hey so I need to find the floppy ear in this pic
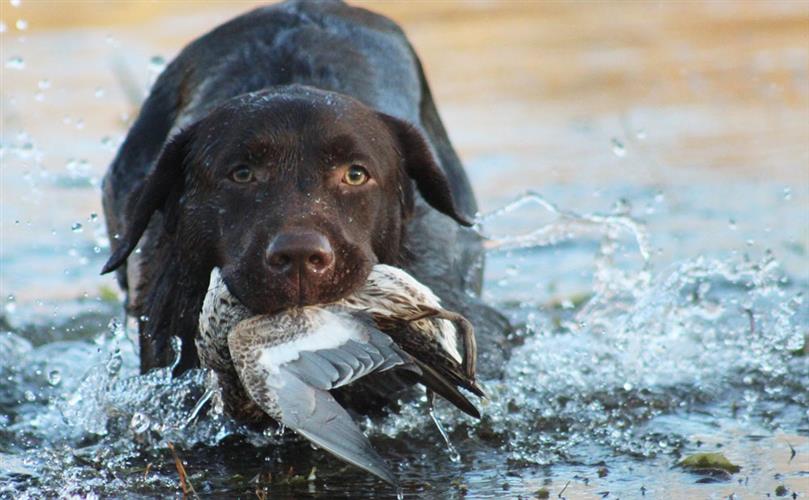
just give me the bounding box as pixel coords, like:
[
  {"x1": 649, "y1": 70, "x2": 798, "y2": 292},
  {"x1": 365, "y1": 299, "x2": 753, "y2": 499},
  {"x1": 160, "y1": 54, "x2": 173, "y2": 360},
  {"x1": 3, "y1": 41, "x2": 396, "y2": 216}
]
[
  {"x1": 101, "y1": 128, "x2": 193, "y2": 274},
  {"x1": 379, "y1": 114, "x2": 473, "y2": 227}
]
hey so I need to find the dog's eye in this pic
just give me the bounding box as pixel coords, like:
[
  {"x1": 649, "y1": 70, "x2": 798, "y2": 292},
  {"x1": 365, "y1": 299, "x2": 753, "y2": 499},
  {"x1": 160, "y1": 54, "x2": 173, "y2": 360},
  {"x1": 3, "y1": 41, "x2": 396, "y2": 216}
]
[
  {"x1": 342, "y1": 165, "x2": 370, "y2": 186},
  {"x1": 228, "y1": 166, "x2": 255, "y2": 183}
]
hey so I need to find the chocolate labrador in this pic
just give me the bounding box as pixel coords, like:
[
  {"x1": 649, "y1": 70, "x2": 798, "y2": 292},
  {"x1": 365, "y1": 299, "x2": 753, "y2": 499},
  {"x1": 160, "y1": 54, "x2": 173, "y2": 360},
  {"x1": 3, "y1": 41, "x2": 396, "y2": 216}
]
[{"x1": 101, "y1": 0, "x2": 509, "y2": 416}]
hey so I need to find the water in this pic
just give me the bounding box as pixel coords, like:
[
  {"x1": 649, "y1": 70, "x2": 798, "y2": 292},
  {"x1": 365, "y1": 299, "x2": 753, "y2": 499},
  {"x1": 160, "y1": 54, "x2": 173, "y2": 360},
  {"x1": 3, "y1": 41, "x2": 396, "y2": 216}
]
[
  {"x1": 1, "y1": 189, "x2": 806, "y2": 498},
  {"x1": 2, "y1": 2, "x2": 808, "y2": 498}
]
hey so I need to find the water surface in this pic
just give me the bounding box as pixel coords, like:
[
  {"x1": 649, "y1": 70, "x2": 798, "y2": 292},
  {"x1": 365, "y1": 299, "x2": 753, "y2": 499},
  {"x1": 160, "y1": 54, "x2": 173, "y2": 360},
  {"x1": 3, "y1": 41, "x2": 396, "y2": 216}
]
[{"x1": 1, "y1": 2, "x2": 808, "y2": 498}]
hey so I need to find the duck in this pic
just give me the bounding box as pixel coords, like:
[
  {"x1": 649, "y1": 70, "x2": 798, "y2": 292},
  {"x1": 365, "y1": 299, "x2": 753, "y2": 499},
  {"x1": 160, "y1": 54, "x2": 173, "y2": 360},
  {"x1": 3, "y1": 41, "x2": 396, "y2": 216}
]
[{"x1": 197, "y1": 265, "x2": 483, "y2": 485}]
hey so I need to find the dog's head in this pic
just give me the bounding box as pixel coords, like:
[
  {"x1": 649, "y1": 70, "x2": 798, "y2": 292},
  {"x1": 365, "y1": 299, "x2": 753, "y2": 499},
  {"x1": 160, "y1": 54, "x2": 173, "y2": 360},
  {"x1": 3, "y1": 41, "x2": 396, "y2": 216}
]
[{"x1": 102, "y1": 87, "x2": 471, "y2": 313}]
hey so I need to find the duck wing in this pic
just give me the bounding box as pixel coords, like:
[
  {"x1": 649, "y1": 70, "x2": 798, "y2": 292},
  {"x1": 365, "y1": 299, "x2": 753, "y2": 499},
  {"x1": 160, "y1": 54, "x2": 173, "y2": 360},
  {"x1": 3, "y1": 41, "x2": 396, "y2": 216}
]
[
  {"x1": 411, "y1": 357, "x2": 481, "y2": 419},
  {"x1": 342, "y1": 265, "x2": 485, "y2": 415},
  {"x1": 273, "y1": 369, "x2": 398, "y2": 485},
  {"x1": 375, "y1": 317, "x2": 485, "y2": 419},
  {"x1": 282, "y1": 314, "x2": 415, "y2": 390},
  {"x1": 228, "y1": 310, "x2": 416, "y2": 485}
]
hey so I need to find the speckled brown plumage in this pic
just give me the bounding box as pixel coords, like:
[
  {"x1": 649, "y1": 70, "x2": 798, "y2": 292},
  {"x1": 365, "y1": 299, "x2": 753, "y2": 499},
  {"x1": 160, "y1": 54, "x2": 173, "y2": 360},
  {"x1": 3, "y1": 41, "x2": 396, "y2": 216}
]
[
  {"x1": 197, "y1": 271, "x2": 268, "y2": 424},
  {"x1": 197, "y1": 264, "x2": 483, "y2": 482}
]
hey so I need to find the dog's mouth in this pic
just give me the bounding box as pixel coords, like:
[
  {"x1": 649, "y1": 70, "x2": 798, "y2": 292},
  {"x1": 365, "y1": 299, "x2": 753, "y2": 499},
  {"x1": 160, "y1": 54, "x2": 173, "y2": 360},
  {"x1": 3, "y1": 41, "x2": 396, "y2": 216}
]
[{"x1": 221, "y1": 267, "x2": 368, "y2": 315}]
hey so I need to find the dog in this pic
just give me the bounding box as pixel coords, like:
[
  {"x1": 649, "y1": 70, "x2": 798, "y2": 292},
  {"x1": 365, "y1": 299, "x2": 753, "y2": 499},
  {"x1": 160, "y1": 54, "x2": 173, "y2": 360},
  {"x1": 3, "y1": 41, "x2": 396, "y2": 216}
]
[{"x1": 101, "y1": 0, "x2": 509, "y2": 416}]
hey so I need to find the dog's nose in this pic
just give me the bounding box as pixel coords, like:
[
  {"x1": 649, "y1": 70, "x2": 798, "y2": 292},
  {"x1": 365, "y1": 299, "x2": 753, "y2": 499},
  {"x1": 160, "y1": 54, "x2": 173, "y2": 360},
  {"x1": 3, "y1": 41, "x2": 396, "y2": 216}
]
[{"x1": 266, "y1": 230, "x2": 335, "y2": 275}]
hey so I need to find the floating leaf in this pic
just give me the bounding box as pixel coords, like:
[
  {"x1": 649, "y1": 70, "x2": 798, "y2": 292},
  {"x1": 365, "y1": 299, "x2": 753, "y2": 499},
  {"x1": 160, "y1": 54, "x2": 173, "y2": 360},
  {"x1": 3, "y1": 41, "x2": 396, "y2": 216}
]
[{"x1": 678, "y1": 452, "x2": 741, "y2": 474}]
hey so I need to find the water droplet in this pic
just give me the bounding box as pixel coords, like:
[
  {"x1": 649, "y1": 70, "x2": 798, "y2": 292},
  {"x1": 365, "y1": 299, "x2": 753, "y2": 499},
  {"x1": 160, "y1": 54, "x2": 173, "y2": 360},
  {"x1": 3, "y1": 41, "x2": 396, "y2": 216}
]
[
  {"x1": 94, "y1": 87, "x2": 105, "y2": 98},
  {"x1": 783, "y1": 187, "x2": 792, "y2": 201},
  {"x1": 130, "y1": 412, "x2": 151, "y2": 434},
  {"x1": 612, "y1": 198, "x2": 631, "y2": 215},
  {"x1": 106, "y1": 352, "x2": 122, "y2": 375},
  {"x1": 15, "y1": 19, "x2": 27, "y2": 31},
  {"x1": 623, "y1": 382, "x2": 633, "y2": 391},
  {"x1": 89, "y1": 212, "x2": 98, "y2": 222},
  {"x1": 139, "y1": 315, "x2": 150, "y2": 323},
  {"x1": 728, "y1": 219, "x2": 737, "y2": 231},
  {"x1": 611, "y1": 138, "x2": 626, "y2": 157},
  {"x1": 149, "y1": 55, "x2": 166, "y2": 72},
  {"x1": 71, "y1": 222, "x2": 83, "y2": 232},
  {"x1": 5, "y1": 56, "x2": 24, "y2": 70},
  {"x1": 5, "y1": 295, "x2": 16, "y2": 314},
  {"x1": 37, "y1": 79, "x2": 50, "y2": 90},
  {"x1": 24, "y1": 390, "x2": 36, "y2": 402},
  {"x1": 47, "y1": 369, "x2": 62, "y2": 386},
  {"x1": 635, "y1": 129, "x2": 647, "y2": 140}
]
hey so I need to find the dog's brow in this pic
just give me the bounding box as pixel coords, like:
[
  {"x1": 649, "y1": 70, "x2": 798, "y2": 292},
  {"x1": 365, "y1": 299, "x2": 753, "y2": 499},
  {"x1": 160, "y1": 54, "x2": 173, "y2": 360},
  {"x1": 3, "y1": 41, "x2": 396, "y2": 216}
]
[
  {"x1": 322, "y1": 134, "x2": 360, "y2": 160},
  {"x1": 243, "y1": 137, "x2": 275, "y2": 161}
]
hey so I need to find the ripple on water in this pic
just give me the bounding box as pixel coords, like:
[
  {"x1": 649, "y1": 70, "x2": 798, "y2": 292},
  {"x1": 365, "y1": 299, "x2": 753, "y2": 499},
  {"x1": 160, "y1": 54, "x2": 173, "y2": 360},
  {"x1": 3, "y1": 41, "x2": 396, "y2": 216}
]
[{"x1": 0, "y1": 193, "x2": 807, "y2": 498}]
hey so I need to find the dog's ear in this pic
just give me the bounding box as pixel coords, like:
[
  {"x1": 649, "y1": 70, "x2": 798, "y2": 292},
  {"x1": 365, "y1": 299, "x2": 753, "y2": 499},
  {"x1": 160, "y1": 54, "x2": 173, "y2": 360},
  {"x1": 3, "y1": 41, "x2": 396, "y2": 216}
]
[
  {"x1": 380, "y1": 114, "x2": 473, "y2": 227},
  {"x1": 101, "y1": 127, "x2": 194, "y2": 274}
]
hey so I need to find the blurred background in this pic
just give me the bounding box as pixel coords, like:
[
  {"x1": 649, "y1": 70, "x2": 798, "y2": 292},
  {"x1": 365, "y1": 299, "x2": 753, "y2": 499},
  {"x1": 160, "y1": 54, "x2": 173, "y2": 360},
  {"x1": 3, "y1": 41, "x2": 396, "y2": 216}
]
[{"x1": 1, "y1": 2, "x2": 808, "y2": 498}]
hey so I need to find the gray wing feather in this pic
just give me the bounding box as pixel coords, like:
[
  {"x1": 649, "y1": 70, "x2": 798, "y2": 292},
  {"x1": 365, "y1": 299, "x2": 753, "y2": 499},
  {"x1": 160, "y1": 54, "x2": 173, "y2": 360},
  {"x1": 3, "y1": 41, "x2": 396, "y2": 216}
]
[
  {"x1": 339, "y1": 340, "x2": 375, "y2": 367},
  {"x1": 283, "y1": 327, "x2": 411, "y2": 391},
  {"x1": 376, "y1": 354, "x2": 408, "y2": 373},
  {"x1": 365, "y1": 328, "x2": 414, "y2": 372},
  {"x1": 300, "y1": 351, "x2": 341, "y2": 381},
  {"x1": 275, "y1": 370, "x2": 398, "y2": 485},
  {"x1": 328, "y1": 346, "x2": 363, "y2": 370},
  {"x1": 284, "y1": 351, "x2": 346, "y2": 390},
  {"x1": 319, "y1": 352, "x2": 355, "y2": 381}
]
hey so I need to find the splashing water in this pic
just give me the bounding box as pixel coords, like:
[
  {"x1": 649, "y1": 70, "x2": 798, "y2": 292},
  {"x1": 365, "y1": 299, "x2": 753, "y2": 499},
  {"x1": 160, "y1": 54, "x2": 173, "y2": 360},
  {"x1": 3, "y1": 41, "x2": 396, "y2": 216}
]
[
  {"x1": 475, "y1": 190, "x2": 651, "y2": 260},
  {"x1": 1, "y1": 191, "x2": 807, "y2": 498}
]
